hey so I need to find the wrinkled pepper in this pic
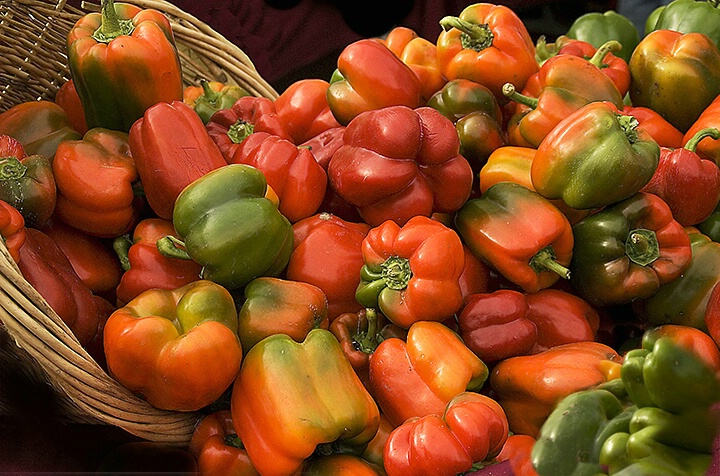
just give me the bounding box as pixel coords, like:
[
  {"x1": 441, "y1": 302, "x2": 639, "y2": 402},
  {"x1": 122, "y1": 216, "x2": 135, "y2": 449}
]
[
  {"x1": 188, "y1": 410, "x2": 259, "y2": 476},
  {"x1": 531, "y1": 101, "x2": 660, "y2": 210},
  {"x1": 368, "y1": 320, "x2": 488, "y2": 427},
  {"x1": 0, "y1": 135, "x2": 56, "y2": 228},
  {"x1": 565, "y1": 9, "x2": 640, "y2": 63},
  {"x1": 182, "y1": 79, "x2": 250, "y2": 124},
  {"x1": 66, "y1": 0, "x2": 183, "y2": 132},
  {"x1": 570, "y1": 192, "x2": 692, "y2": 307},
  {"x1": 128, "y1": 100, "x2": 227, "y2": 219},
  {"x1": 52, "y1": 127, "x2": 139, "y2": 237},
  {"x1": 104, "y1": 279, "x2": 243, "y2": 411},
  {"x1": 383, "y1": 392, "x2": 509, "y2": 476},
  {"x1": 455, "y1": 181, "x2": 573, "y2": 293},
  {"x1": 0, "y1": 199, "x2": 25, "y2": 264},
  {"x1": 274, "y1": 78, "x2": 340, "y2": 145},
  {"x1": 327, "y1": 105, "x2": 473, "y2": 227},
  {"x1": 230, "y1": 328, "x2": 380, "y2": 476},
  {"x1": 355, "y1": 215, "x2": 465, "y2": 328}
]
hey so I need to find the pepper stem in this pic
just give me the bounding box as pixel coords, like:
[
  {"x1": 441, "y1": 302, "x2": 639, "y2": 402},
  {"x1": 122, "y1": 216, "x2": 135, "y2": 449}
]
[
  {"x1": 199, "y1": 79, "x2": 222, "y2": 107},
  {"x1": 224, "y1": 433, "x2": 244, "y2": 449},
  {"x1": 381, "y1": 256, "x2": 412, "y2": 290},
  {"x1": 529, "y1": 246, "x2": 570, "y2": 279},
  {"x1": 684, "y1": 127, "x2": 720, "y2": 153},
  {"x1": 354, "y1": 308, "x2": 381, "y2": 354},
  {"x1": 589, "y1": 40, "x2": 622, "y2": 69},
  {"x1": 112, "y1": 234, "x2": 133, "y2": 271},
  {"x1": 625, "y1": 228, "x2": 660, "y2": 266},
  {"x1": 156, "y1": 235, "x2": 193, "y2": 260},
  {"x1": 227, "y1": 120, "x2": 254, "y2": 144},
  {"x1": 0, "y1": 157, "x2": 27, "y2": 180},
  {"x1": 93, "y1": 0, "x2": 135, "y2": 43},
  {"x1": 439, "y1": 16, "x2": 494, "y2": 51},
  {"x1": 502, "y1": 83, "x2": 538, "y2": 109},
  {"x1": 616, "y1": 114, "x2": 640, "y2": 144}
]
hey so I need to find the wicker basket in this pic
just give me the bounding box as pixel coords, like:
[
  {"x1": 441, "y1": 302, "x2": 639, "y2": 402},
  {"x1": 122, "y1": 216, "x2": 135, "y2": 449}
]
[{"x1": 0, "y1": 0, "x2": 278, "y2": 445}]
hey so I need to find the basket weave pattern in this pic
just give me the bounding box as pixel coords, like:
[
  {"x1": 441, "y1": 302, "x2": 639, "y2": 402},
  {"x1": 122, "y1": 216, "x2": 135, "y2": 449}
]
[{"x1": 0, "y1": 0, "x2": 277, "y2": 444}]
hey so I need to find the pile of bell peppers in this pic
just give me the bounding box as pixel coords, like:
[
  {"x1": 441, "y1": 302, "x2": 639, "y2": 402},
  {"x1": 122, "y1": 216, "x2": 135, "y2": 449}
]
[{"x1": 4, "y1": 0, "x2": 720, "y2": 474}]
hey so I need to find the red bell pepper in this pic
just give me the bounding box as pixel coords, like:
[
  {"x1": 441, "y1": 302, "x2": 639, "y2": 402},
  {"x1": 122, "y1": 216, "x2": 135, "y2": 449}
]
[
  {"x1": 54, "y1": 80, "x2": 89, "y2": 135},
  {"x1": 274, "y1": 79, "x2": 341, "y2": 145},
  {"x1": 684, "y1": 93, "x2": 720, "y2": 166},
  {"x1": 383, "y1": 392, "x2": 509, "y2": 476},
  {"x1": 326, "y1": 39, "x2": 422, "y2": 126},
  {"x1": 328, "y1": 105, "x2": 473, "y2": 227},
  {"x1": 0, "y1": 199, "x2": 25, "y2": 264},
  {"x1": 458, "y1": 244, "x2": 492, "y2": 303},
  {"x1": 622, "y1": 105, "x2": 684, "y2": 149},
  {"x1": 188, "y1": 410, "x2": 259, "y2": 476},
  {"x1": 128, "y1": 100, "x2": 227, "y2": 219},
  {"x1": 227, "y1": 131, "x2": 328, "y2": 223},
  {"x1": 53, "y1": 127, "x2": 140, "y2": 237},
  {"x1": 494, "y1": 434, "x2": 541, "y2": 476},
  {"x1": 704, "y1": 282, "x2": 720, "y2": 348},
  {"x1": 641, "y1": 127, "x2": 720, "y2": 226}
]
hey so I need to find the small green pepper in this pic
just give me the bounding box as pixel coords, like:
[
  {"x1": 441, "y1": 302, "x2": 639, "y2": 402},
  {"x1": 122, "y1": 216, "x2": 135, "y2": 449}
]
[{"x1": 565, "y1": 10, "x2": 640, "y2": 64}]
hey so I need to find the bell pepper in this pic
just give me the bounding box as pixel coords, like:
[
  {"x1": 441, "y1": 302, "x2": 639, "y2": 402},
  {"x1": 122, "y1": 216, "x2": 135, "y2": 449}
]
[
  {"x1": 300, "y1": 126, "x2": 345, "y2": 171},
  {"x1": 274, "y1": 79, "x2": 340, "y2": 145},
  {"x1": 633, "y1": 227, "x2": 720, "y2": 330},
  {"x1": 494, "y1": 434, "x2": 540, "y2": 476},
  {"x1": 383, "y1": 392, "x2": 509, "y2": 476},
  {"x1": 565, "y1": 10, "x2": 640, "y2": 64},
  {"x1": 699, "y1": 199, "x2": 720, "y2": 242},
  {"x1": 41, "y1": 218, "x2": 122, "y2": 297},
  {"x1": 458, "y1": 244, "x2": 492, "y2": 302},
  {"x1": 227, "y1": 131, "x2": 327, "y2": 223},
  {"x1": 160, "y1": 163, "x2": 293, "y2": 290},
  {"x1": 182, "y1": 79, "x2": 250, "y2": 125},
  {"x1": 66, "y1": 0, "x2": 183, "y2": 132},
  {"x1": 54, "y1": 80, "x2": 89, "y2": 135},
  {"x1": 458, "y1": 288, "x2": 599, "y2": 364},
  {"x1": 489, "y1": 341, "x2": 623, "y2": 437},
  {"x1": 52, "y1": 127, "x2": 140, "y2": 237},
  {"x1": 0, "y1": 199, "x2": 25, "y2": 264},
  {"x1": 237, "y1": 276, "x2": 329, "y2": 353},
  {"x1": 326, "y1": 39, "x2": 422, "y2": 126},
  {"x1": 104, "y1": 279, "x2": 242, "y2": 411},
  {"x1": 570, "y1": 192, "x2": 692, "y2": 307},
  {"x1": 0, "y1": 100, "x2": 81, "y2": 160},
  {"x1": 622, "y1": 105, "x2": 685, "y2": 149},
  {"x1": 649, "y1": 0, "x2": 720, "y2": 51},
  {"x1": 368, "y1": 320, "x2": 489, "y2": 427},
  {"x1": 642, "y1": 127, "x2": 720, "y2": 226},
  {"x1": 327, "y1": 105, "x2": 473, "y2": 227},
  {"x1": 629, "y1": 30, "x2": 720, "y2": 133},
  {"x1": 682, "y1": 93, "x2": 720, "y2": 166},
  {"x1": 128, "y1": 100, "x2": 227, "y2": 219},
  {"x1": 355, "y1": 215, "x2": 465, "y2": 328},
  {"x1": 230, "y1": 328, "x2": 380, "y2": 476},
  {"x1": 188, "y1": 410, "x2": 259, "y2": 476},
  {"x1": 455, "y1": 181, "x2": 573, "y2": 293},
  {"x1": 286, "y1": 212, "x2": 369, "y2": 320},
  {"x1": 0, "y1": 135, "x2": 56, "y2": 228},
  {"x1": 531, "y1": 388, "x2": 636, "y2": 476},
  {"x1": 706, "y1": 282, "x2": 720, "y2": 347},
  {"x1": 532, "y1": 101, "x2": 660, "y2": 210},
  {"x1": 17, "y1": 228, "x2": 107, "y2": 346},
  {"x1": 436, "y1": 3, "x2": 538, "y2": 103},
  {"x1": 361, "y1": 413, "x2": 394, "y2": 470},
  {"x1": 301, "y1": 454, "x2": 384, "y2": 475}
]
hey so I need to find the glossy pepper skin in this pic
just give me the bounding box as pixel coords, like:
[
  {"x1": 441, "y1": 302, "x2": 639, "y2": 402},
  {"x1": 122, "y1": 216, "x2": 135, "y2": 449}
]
[
  {"x1": 565, "y1": 10, "x2": 640, "y2": 64},
  {"x1": 54, "y1": 80, "x2": 89, "y2": 135},
  {"x1": 53, "y1": 127, "x2": 139, "y2": 237},
  {"x1": 649, "y1": 0, "x2": 720, "y2": 51},
  {"x1": 0, "y1": 135, "x2": 56, "y2": 228},
  {"x1": 0, "y1": 199, "x2": 25, "y2": 264},
  {"x1": 104, "y1": 279, "x2": 243, "y2": 411},
  {"x1": 113, "y1": 217, "x2": 202, "y2": 306},
  {"x1": 66, "y1": 0, "x2": 183, "y2": 132},
  {"x1": 570, "y1": 192, "x2": 692, "y2": 307},
  {"x1": 328, "y1": 105, "x2": 473, "y2": 227},
  {"x1": 622, "y1": 105, "x2": 684, "y2": 149},
  {"x1": 326, "y1": 39, "x2": 422, "y2": 126},
  {"x1": 383, "y1": 392, "x2": 509, "y2": 476},
  {"x1": 629, "y1": 30, "x2": 720, "y2": 133},
  {"x1": 274, "y1": 79, "x2": 340, "y2": 145},
  {"x1": 682, "y1": 93, "x2": 720, "y2": 166},
  {"x1": 355, "y1": 215, "x2": 465, "y2": 328},
  {"x1": 188, "y1": 410, "x2": 259, "y2": 476},
  {"x1": 532, "y1": 101, "x2": 660, "y2": 210},
  {"x1": 368, "y1": 320, "x2": 489, "y2": 427},
  {"x1": 0, "y1": 100, "x2": 81, "y2": 160},
  {"x1": 495, "y1": 434, "x2": 541, "y2": 476},
  {"x1": 436, "y1": 3, "x2": 538, "y2": 103},
  {"x1": 455, "y1": 182, "x2": 573, "y2": 293},
  {"x1": 301, "y1": 454, "x2": 384, "y2": 475},
  {"x1": 230, "y1": 328, "x2": 380, "y2": 476},
  {"x1": 182, "y1": 79, "x2": 250, "y2": 125},
  {"x1": 458, "y1": 288, "x2": 599, "y2": 363},
  {"x1": 166, "y1": 164, "x2": 294, "y2": 290}
]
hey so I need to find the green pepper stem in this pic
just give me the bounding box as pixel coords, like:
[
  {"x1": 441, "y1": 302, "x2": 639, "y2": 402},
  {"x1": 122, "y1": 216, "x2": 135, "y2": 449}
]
[
  {"x1": 112, "y1": 234, "x2": 133, "y2": 271},
  {"x1": 156, "y1": 235, "x2": 193, "y2": 260},
  {"x1": 625, "y1": 228, "x2": 660, "y2": 266},
  {"x1": 227, "y1": 120, "x2": 254, "y2": 144},
  {"x1": 224, "y1": 433, "x2": 244, "y2": 449},
  {"x1": 0, "y1": 157, "x2": 27, "y2": 180},
  {"x1": 684, "y1": 127, "x2": 720, "y2": 152},
  {"x1": 200, "y1": 79, "x2": 222, "y2": 107},
  {"x1": 529, "y1": 246, "x2": 570, "y2": 279},
  {"x1": 589, "y1": 40, "x2": 622, "y2": 68},
  {"x1": 354, "y1": 308, "x2": 381, "y2": 354},
  {"x1": 439, "y1": 16, "x2": 494, "y2": 51},
  {"x1": 502, "y1": 83, "x2": 538, "y2": 109},
  {"x1": 616, "y1": 114, "x2": 640, "y2": 144},
  {"x1": 93, "y1": 0, "x2": 135, "y2": 43},
  {"x1": 381, "y1": 256, "x2": 412, "y2": 290}
]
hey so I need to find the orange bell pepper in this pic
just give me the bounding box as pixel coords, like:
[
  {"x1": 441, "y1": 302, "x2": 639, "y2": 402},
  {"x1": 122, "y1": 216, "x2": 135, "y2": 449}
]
[
  {"x1": 495, "y1": 434, "x2": 541, "y2": 476},
  {"x1": 188, "y1": 410, "x2": 259, "y2": 476},
  {"x1": 54, "y1": 79, "x2": 89, "y2": 135},
  {"x1": 302, "y1": 454, "x2": 385, "y2": 475},
  {"x1": 274, "y1": 79, "x2": 341, "y2": 145}
]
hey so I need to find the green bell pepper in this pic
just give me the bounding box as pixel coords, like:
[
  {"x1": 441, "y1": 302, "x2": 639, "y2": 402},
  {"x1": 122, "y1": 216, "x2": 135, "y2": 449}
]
[
  {"x1": 192, "y1": 79, "x2": 250, "y2": 124},
  {"x1": 648, "y1": 0, "x2": 720, "y2": 50},
  {"x1": 160, "y1": 163, "x2": 294, "y2": 290},
  {"x1": 698, "y1": 200, "x2": 720, "y2": 242},
  {"x1": 565, "y1": 10, "x2": 640, "y2": 64}
]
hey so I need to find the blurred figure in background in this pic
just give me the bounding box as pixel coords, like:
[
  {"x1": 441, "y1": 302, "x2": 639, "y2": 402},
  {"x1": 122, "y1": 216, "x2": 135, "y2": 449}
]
[{"x1": 616, "y1": 0, "x2": 672, "y2": 34}]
